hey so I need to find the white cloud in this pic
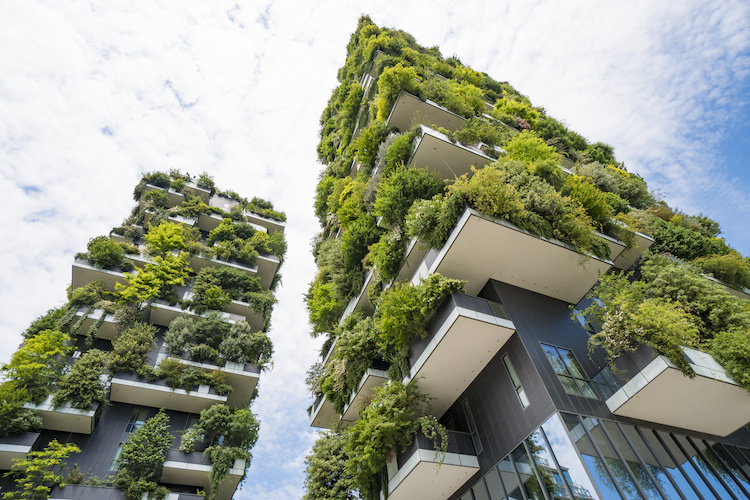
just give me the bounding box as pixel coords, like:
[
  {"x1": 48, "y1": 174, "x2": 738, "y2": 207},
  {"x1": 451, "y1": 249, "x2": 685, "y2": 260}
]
[{"x1": 0, "y1": 1, "x2": 748, "y2": 498}]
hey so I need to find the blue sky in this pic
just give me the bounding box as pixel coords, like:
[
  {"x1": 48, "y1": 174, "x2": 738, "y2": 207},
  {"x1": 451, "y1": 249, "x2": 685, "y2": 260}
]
[{"x1": 0, "y1": 1, "x2": 748, "y2": 499}]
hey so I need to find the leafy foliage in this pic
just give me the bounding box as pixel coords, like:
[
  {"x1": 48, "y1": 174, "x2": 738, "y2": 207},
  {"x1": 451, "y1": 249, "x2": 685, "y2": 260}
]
[
  {"x1": 0, "y1": 382, "x2": 42, "y2": 437},
  {"x1": 110, "y1": 322, "x2": 157, "y2": 377},
  {"x1": 219, "y1": 321, "x2": 273, "y2": 368},
  {"x1": 650, "y1": 218, "x2": 731, "y2": 260},
  {"x1": 114, "y1": 410, "x2": 172, "y2": 500},
  {"x1": 2, "y1": 329, "x2": 70, "y2": 404},
  {"x1": 303, "y1": 432, "x2": 358, "y2": 500},
  {"x1": 86, "y1": 236, "x2": 126, "y2": 269},
  {"x1": 53, "y1": 349, "x2": 108, "y2": 410},
  {"x1": 692, "y1": 252, "x2": 750, "y2": 290},
  {"x1": 143, "y1": 222, "x2": 185, "y2": 256},
  {"x1": 117, "y1": 254, "x2": 190, "y2": 303},
  {"x1": 2, "y1": 440, "x2": 80, "y2": 500},
  {"x1": 23, "y1": 307, "x2": 67, "y2": 340}
]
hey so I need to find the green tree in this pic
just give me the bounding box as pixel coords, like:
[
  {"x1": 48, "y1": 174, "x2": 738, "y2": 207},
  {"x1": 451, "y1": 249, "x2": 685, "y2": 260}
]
[
  {"x1": 110, "y1": 323, "x2": 156, "y2": 377},
  {"x1": 2, "y1": 440, "x2": 80, "y2": 500},
  {"x1": 143, "y1": 222, "x2": 185, "y2": 256},
  {"x1": 114, "y1": 410, "x2": 172, "y2": 500},
  {"x1": 53, "y1": 349, "x2": 109, "y2": 410},
  {"x1": 86, "y1": 236, "x2": 125, "y2": 269},
  {"x1": 117, "y1": 254, "x2": 190, "y2": 303},
  {"x1": 2, "y1": 329, "x2": 70, "y2": 404},
  {"x1": 303, "y1": 432, "x2": 358, "y2": 500},
  {"x1": 0, "y1": 382, "x2": 42, "y2": 437}
]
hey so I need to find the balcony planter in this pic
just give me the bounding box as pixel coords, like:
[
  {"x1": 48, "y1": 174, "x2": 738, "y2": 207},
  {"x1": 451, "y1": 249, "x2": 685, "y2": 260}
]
[
  {"x1": 385, "y1": 430, "x2": 478, "y2": 500},
  {"x1": 71, "y1": 258, "x2": 128, "y2": 292},
  {"x1": 405, "y1": 293, "x2": 516, "y2": 417},
  {"x1": 0, "y1": 432, "x2": 39, "y2": 470},
  {"x1": 110, "y1": 372, "x2": 226, "y2": 414},
  {"x1": 309, "y1": 393, "x2": 338, "y2": 429},
  {"x1": 605, "y1": 344, "x2": 750, "y2": 436},
  {"x1": 417, "y1": 207, "x2": 615, "y2": 303},
  {"x1": 161, "y1": 450, "x2": 245, "y2": 500},
  {"x1": 24, "y1": 397, "x2": 101, "y2": 435}
]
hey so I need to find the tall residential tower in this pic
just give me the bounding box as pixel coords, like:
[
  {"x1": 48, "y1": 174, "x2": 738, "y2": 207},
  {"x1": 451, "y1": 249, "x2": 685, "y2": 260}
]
[
  {"x1": 0, "y1": 171, "x2": 285, "y2": 500},
  {"x1": 304, "y1": 17, "x2": 750, "y2": 500}
]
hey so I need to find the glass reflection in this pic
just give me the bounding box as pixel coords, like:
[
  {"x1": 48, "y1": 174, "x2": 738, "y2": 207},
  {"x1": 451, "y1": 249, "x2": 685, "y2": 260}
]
[
  {"x1": 542, "y1": 413, "x2": 599, "y2": 500},
  {"x1": 601, "y1": 421, "x2": 660, "y2": 499},
  {"x1": 484, "y1": 467, "x2": 507, "y2": 500},
  {"x1": 619, "y1": 424, "x2": 682, "y2": 499},
  {"x1": 512, "y1": 444, "x2": 545, "y2": 500},
  {"x1": 498, "y1": 455, "x2": 524, "y2": 500},
  {"x1": 694, "y1": 439, "x2": 749, "y2": 498},
  {"x1": 673, "y1": 434, "x2": 732, "y2": 498}
]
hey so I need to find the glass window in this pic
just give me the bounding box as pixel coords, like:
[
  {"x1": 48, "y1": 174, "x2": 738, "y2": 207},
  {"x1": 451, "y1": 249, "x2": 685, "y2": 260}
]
[
  {"x1": 541, "y1": 344, "x2": 598, "y2": 399},
  {"x1": 673, "y1": 434, "x2": 733, "y2": 498},
  {"x1": 601, "y1": 420, "x2": 660, "y2": 499},
  {"x1": 108, "y1": 443, "x2": 123, "y2": 471},
  {"x1": 502, "y1": 354, "x2": 529, "y2": 409},
  {"x1": 484, "y1": 467, "x2": 506, "y2": 500},
  {"x1": 463, "y1": 399, "x2": 483, "y2": 454},
  {"x1": 618, "y1": 424, "x2": 683, "y2": 500},
  {"x1": 591, "y1": 366, "x2": 621, "y2": 400}
]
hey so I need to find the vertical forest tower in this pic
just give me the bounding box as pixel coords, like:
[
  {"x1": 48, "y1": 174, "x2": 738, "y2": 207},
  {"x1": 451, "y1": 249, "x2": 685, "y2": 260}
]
[
  {"x1": 0, "y1": 171, "x2": 285, "y2": 500},
  {"x1": 305, "y1": 17, "x2": 750, "y2": 500}
]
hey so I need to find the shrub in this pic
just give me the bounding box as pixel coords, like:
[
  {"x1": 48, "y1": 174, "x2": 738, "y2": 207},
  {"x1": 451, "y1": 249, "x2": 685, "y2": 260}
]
[
  {"x1": 219, "y1": 321, "x2": 273, "y2": 368},
  {"x1": 374, "y1": 63, "x2": 420, "y2": 122},
  {"x1": 207, "y1": 218, "x2": 236, "y2": 246},
  {"x1": 303, "y1": 432, "x2": 357, "y2": 500},
  {"x1": 23, "y1": 306, "x2": 67, "y2": 339},
  {"x1": 650, "y1": 218, "x2": 732, "y2": 260},
  {"x1": 53, "y1": 349, "x2": 109, "y2": 410},
  {"x1": 196, "y1": 172, "x2": 216, "y2": 194},
  {"x1": 114, "y1": 410, "x2": 172, "y2": 500},
  {"x1": 87, "y1": 236, "x2": 125, "y2": 269},
  {"x1": 711, "y1": 328, "x2": 750, "y2": 391},
  {"x1": 117, "y1": 254, "x2": 190, "y2": 304},
  {"x1": 503, "y1": 130, "x2": 558, "y2": 165},
  {"x1": 142, "y1": 189, "x2": 170, "y2": 209},
  {"x1": 144, "y1": 222, "x2": 185, "y2": 256},
  {"x1": 373, "y1": 166, "x2": 444, "y2": 228},
  {"x1": 561, "y1": 175, "x2": 613, "y2": 229},
  {"x1": 110, "y1": 322, "x2": 157, "y2": 377},
  {"x1": 693, "y1": 253, "x2": 750, "y2": 290},
  {"x1": 2, "y1": 329, "x2": 70, "y2": 404},
  {"x1": 492, "y1": 96, "x2": 540, "y2": 127},
  {"x1": 368, "y1": 227, "x2": 408, "y2": 282},
  {"x1": 0, "y1": 382, "x2": 43, "y2": 437},
  {"x1": 3, "y1": 440, "x2": 80, "y2": 500}
]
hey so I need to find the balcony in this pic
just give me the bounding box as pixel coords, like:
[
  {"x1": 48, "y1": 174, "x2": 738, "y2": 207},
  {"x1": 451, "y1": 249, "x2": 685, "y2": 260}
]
[
  {"x1": 24, "y1": 397, "x2": 100, "y2": 435},
  {"x1": 394, "y1": 237, "x2": 430, "y2": 283},
  {"x1": 50, "y1": 485, "x2": 203, "y2": 499},
  {"x1": 419, "y1": 208, "x2": 614, "y2": 303},
  {"x1": 386, "y1": 91, "x2": 467, "y2": 133},
  {"x1": 0, "y1": 432, "x2": 39, "y2": 470},
  {"x1": 605, "y1": 345, "x2": 750, "y2": 436},
  {"x1": 406, "y1": 293, "x2": 516, "y2": 417},
  {"x1": 186, "y1": 252, "x2": 259, "y2": 280},
  {"x1": 341, "y1": 364, "x2": 389, "y2": 423},
  {"x1": 146, "y1": 300, "x2": 244, "y2": 329},
  {"x1": 109, "y1": 372, "x2": 226, "y2": 414},
  {"x1": 309, "y1": 393, "x2": 338, "y2": 429},
  {"x1": 156, "y1": 351, "x2": 260, "y2": 408},
  {"x1": 161, "y1": 450, "x2": 244, "y2": 500},
  {"x1": 611, "y1": 230, "x2": 654, "y2": 271},
  {"x1": 195, "y1": 213, "x2": 263, "y2": 234},
  {"x1": 408, "y1": 125, "x2": 497, "y2": 180},
  {"x1": 243, "y1": 211, "x2": 285, "y2": 234},
  {"x1": 139, "y1": 184, "x2": 185, "y2": 209},
  {"x1": 385, "y1": 430, "x2": 479, "y2": 500},
  {"x1": 71, "y1": 258, "x2": 128, "y2": 292},
  {"x1": 70, "y1": 307, "x2": 119, "y2": 340},
  {"x1": 340, "y1": 271, "x2": 377, "y2": 320},
  {"x1": 142, "y1": 210, "x2": 197, "y2": 229},
  {"x1": 182, "y1": 182, "x2": 211, "y2": 203}
]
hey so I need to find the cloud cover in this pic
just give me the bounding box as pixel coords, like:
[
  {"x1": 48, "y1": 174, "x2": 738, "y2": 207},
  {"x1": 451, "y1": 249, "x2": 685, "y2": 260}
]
[{"x1": 0, "y1": 1, "x2": 748, "y2": 498}]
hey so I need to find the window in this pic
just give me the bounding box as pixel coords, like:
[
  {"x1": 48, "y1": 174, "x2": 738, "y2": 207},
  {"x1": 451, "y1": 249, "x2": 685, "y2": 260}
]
[
  {"x1": 462, "y1": 399, "x2": 483, "y2": 454},
  {"x1": 110, "y1": 408, "x2": 150, "y2": 470},
  {"x1": 541, "y1": 344, "x2": 598, "y2": 398},
  {"x1": 502, "y1": 354, "x2": 529, "y2": 409}
]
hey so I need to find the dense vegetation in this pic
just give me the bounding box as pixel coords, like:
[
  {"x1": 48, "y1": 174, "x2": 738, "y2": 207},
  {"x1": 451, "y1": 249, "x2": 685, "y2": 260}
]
[
  {"x1": 2, "y1": 170, "x2": 284, "y2": 499},
  {"x1": 304, "y1": 16, "x2": 748, "y2": 499}
]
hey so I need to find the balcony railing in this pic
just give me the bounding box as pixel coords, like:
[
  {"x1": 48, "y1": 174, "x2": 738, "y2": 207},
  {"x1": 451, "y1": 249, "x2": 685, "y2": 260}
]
[
  {"x1": 385, "y1": 430, "x2": 479, "y2": 500},
  {"x1": 341, "y1": 360, "x2": 390, "y2": 423},
  {"x1": 405, "y1": 292, "x2": 516, "y2": 418},
  {"x1": 405, "y1": 125, "x2": 497, "y2": 181},
  {"x1": 604, "y1": 344, "x2": 750, "y2": 436}
]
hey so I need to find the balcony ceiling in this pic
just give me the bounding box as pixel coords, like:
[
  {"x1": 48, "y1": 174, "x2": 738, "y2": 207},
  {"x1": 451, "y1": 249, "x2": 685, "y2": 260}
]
[
  {"x1": 387, "y1": 92, "x2": 466, "y2": 133},
  {"x1": 110, "y1": 377, "x2": 225, "y2": 414},
  {"x1": 409, "y1": 128, "x2": 493, "y2": 181},
  {"x1": 388, "y1": 449, "x2": 479, "y2": 500}
]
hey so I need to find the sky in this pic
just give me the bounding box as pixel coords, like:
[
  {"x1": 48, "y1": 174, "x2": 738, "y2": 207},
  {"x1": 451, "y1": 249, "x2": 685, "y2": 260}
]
[{"x1": 0, "y1": 1, "x2": 748, "y2": 498}]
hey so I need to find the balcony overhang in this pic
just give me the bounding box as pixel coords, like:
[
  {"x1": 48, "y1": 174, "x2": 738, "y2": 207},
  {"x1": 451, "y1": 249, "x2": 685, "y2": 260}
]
[
  {"x1": 309, "y1": 394, "x2": 338, "y2": 429},
  {"x1": 612, "y1": 231, "x2": 654, "y2": 270},
  {"x1": 161, "y1": 453, "x2": 244, "y2": 500},
  {"x1": 224, "y1": 300, "x2": 265, "y2": 332},
  {"x1": 427, "y1": 208, "x2": 614, "y2": 303},
  {"x1": 72, "y1": 308, "x2": 119, "y2": 340},
  {"x1": 256, "y1": 254, "x2": 281, "y2": 290},
  {"x1": 409, "y1": 126, "x2": 495, "y2": 180},
  {"x1": 386, "y1": 431, "x2": 479, "y2": 500},
  {"x1": 394, "y1": 238, "x2": 430, "y2": 283},
  {"x1": 196, "y1": 213, "x2": 225, "y2": 233},
  {"x1": 341, "y1": 368, "x2": 389, "y2": 423},
  {"x1": 140, "y1": 184, "x2": 185, "y2": 210},
  {"x1": 407, "y1": 294, "x2": 516, "y2": 417},
  {"x1": 606, "y1": 347, "x2": 750, "y2": 436},
  {"x1": 386, "y1": 92, "x2": 467, "y2": 133},
  {"x1": 0, "y1": 433, "x2": 39, "y2": 470},
  {"x1": 24, "y1": 398, "x2": 99, "y2": 435},
  {"x1": 244, "y1": 212, "x2": 285, "y2": 234},
  {"x1": 71, "y1": 259, "x2": 128, "y2": 292},
  {"x1": 182, "y1": 182, "x2": 211, "y2": 203},
  {"x1": 159, "y1": 355, "x2": 260, "y2": 409},
  {"x1": 147, "y1": 301, "x2": 241, "y2": 329},
  {"x1": 110, "y1": 376, "x2": 226, "y2": 414},
  {"x1": 340, "y1": 271, "x2": 376, "y2": 321},
  {"x1": 142, "y1": 210, "x2": 197, "y2": 230},
  {"x1": 187, "y1": 253, "x2": 258, "y2": 279}
]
